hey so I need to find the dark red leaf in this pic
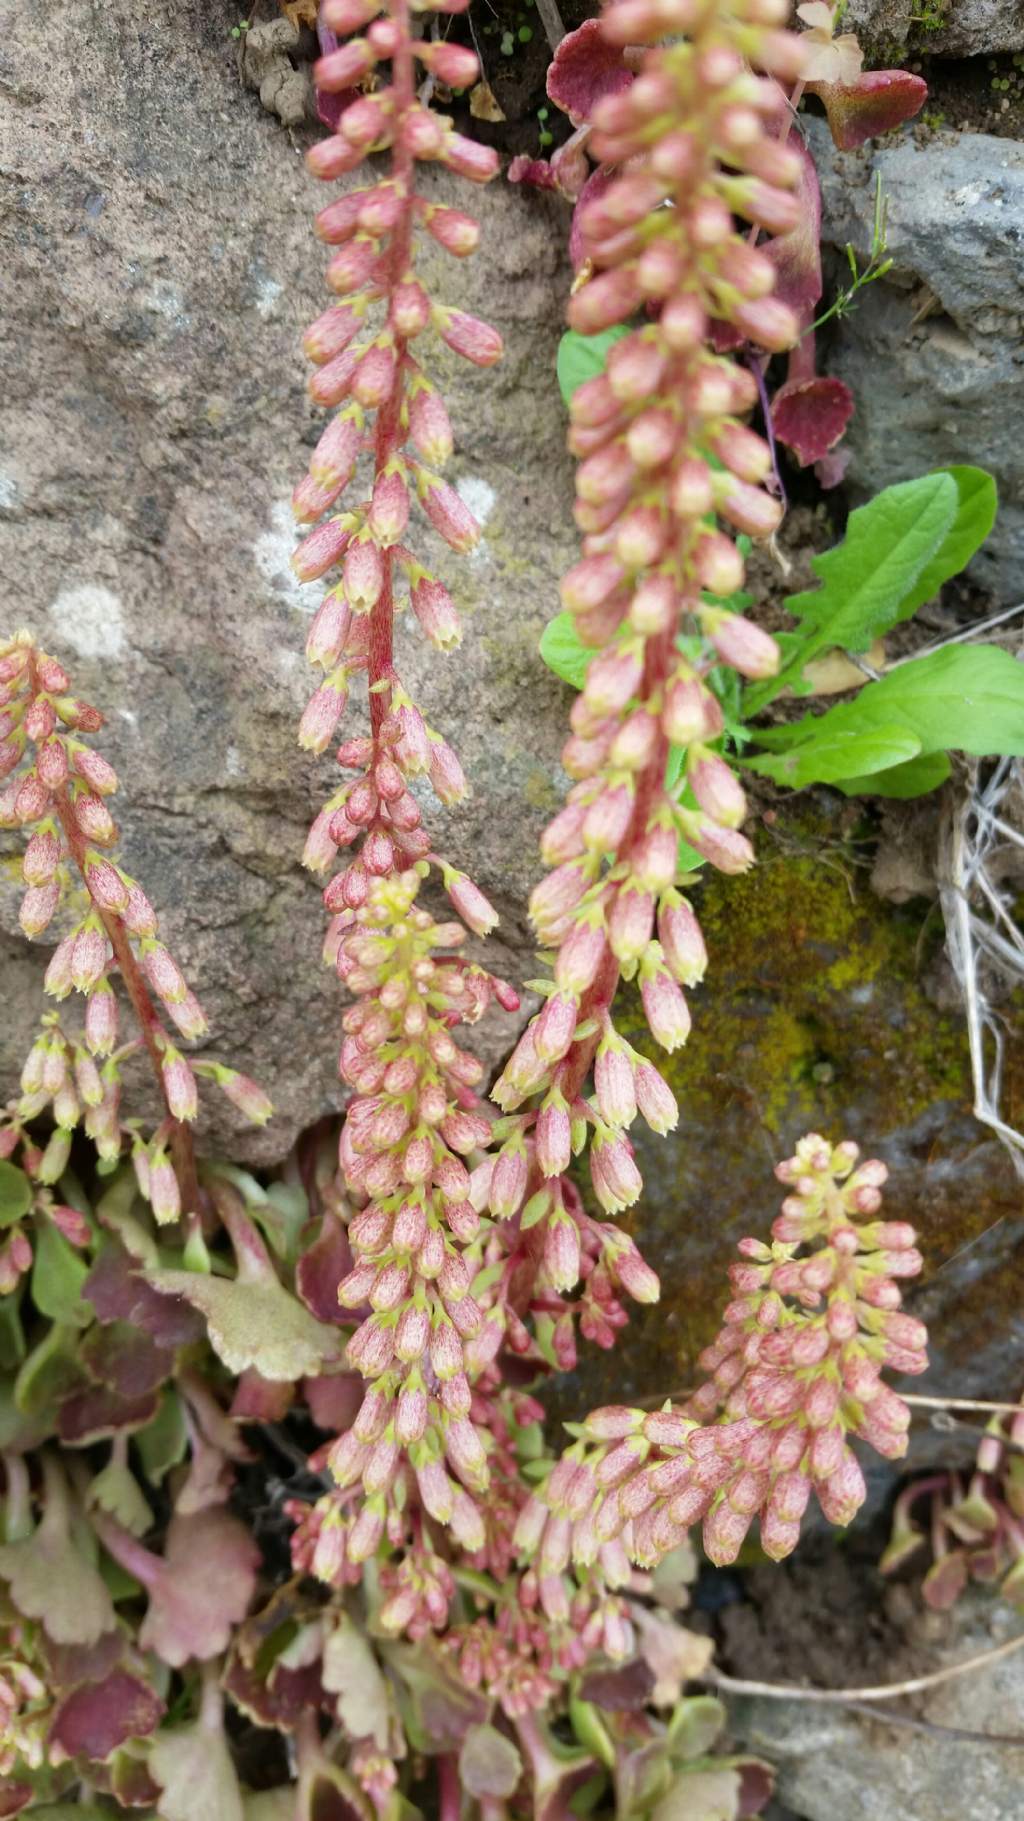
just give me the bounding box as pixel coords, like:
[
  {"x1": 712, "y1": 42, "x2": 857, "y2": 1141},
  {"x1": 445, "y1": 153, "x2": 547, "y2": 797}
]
[
  {"x1": 809, "y1": 70, "x2": 927, "y2": 151},
  {"x1": 578, "y1": 1656, "x2": 655, "y2": 1711},
  {"x1": 0, "y1": 1787, "x2": 32, "y2": 1817},
  {"x1": 772, "y1": 375, "x2": 854, "y2": 467},
  {"x1": 50, "y1": 1668, "x2": 165, "y2": 1761},
  {"x1": 84, "y1": 1242, "x2": 204, "y2": 1347},
  {"x1": 231, "y1": 1367, "x2": 295, "y2": 1422},
  {"x1": 547, "y1": 19, "x2": 632, "y2": 127},
  {"x1": 304, "y1": 1369, "x2": 364, "y2": 1431},
  {"x1": 58, "y1": 1382, "x2": 160, "y2": 1444},
  {"x1": 81, "y1": 1319, "x2": 173, "y2": 1399},
  {"x1": 738, "y1": 1758, "x2": 776, "y2": 1816},
  {"x1": 570, "y1": 167, "x2": 615, "y2": 273},
  {"x1": 296, "y1": 1213, "x2": 352, "y2": 1325}
]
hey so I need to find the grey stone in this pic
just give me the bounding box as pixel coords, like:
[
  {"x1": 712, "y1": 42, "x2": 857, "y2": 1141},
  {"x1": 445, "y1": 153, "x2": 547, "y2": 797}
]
[
  {"x1": 846, "y1": 0, "x2": 1024, "y2": 57},
  {"x1": 808, "y1": 122, "x2": 1024, "y2": 599},
  {"x1": 0, "y1": 0, "x2": 576, "y2": 1161},
  {"x1": 732, "y1": 1601, "x2": 1024, "y2": 1821}
]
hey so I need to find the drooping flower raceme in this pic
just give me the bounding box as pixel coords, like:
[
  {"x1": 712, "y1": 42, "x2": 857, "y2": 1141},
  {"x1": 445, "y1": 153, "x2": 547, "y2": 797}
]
[
  {"x1": 517, "y1": 1135, "x2": 927, "y2": 1577},
  {"x1": 0, "y1": 632, "x2": 270, "y2": 1230},
  {"x1": 291, "y1": 0, "x2": 528, "y2": 1556},
  {"x1": 491, "y1": 0, "x2": 806, "y2": 1278}
]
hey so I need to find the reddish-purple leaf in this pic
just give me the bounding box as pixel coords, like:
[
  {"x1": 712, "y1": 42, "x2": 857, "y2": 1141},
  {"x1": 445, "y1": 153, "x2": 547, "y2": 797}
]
[
  {"x1": 58, "y1": 1382, "x2": 160, "y2": 1445},
  {"x1": 547, "y1": 19, "x2": 632, "y2": 127},
  {"x1": 815, "y1": 445, "x2": 852, "y2": 490},
  {"x1": 139, "y1": 1507, "x2": 261, "y2": 1666},
  {"x1": 579, "y1": 1656, "x2": 655, "y2": 1711},
  {"x1": 304, "y1": 1369, "x2": 364, "y2": 1432},
  {"x1": 762, "y1": 141, "x2": 822, "y2": 321},
  {"x1": 50, "y1": 1668, "x2": 165, "y2": 1761},
  {"x1": 738, "y1": 1759, "x2": 777, "y2": 1816},
  {"x1": 296, "y1": 1213, "x2": 352, "y2": 1324},
  {"x1": 0, "y1": 1787, "x2": 32, "y2": 1817},
  {"x1": 225, "y1": 1650, "x2": 329, "y2": 1733},
  {"x1": 922, "y1": 1548, "x2": 970, "y2": 1610},
  {"x1": 772, "y1": 375, "x2": 854, "y2": 467},
  {"x1": 84, "y1": 1242, "x2": 204, "y2": 1347},
  {"x1": 81, "y1": 1319, "x2": 172, "y2": 1399},
  {"x1": 809, "y1": 70, "x2": 927, "y2": 151}
]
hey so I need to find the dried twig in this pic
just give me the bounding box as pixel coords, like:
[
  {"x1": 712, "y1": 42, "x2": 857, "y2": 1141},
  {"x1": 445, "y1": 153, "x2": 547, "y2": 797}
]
[
  {"x1": 938, "y1": 749, "x2": 1024, "y2": 1176},
  {"x1": 709, "y1": 1629, "x2": 1024, "y2": 1702},
  {"x1": 534, "y1": 0, "x2": 567, "y2": 53}
]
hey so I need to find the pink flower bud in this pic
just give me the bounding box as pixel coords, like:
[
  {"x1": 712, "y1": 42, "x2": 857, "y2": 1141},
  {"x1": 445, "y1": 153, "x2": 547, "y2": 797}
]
[
  {"x1": 536, "y1": 1098, "x2": 571, "y2": 1177},
  {"x1": 594, "y1": 1043, "x2": 636, "y2": 1128},
  {"x1": 84, "y1": 858, "x2": 130, "y2": 912},
  {"x1": 167, "y1": 989, "x2": 209, "y2": 1042},
  {"x1": 657, "y1": 895, "x2": 707, "y2": 986},
  {"x1": 411, "y1": 576, "x2": 461, "y2": 651},
  {"x1": 352, "y1": 342, "x2": 397, "y2": 408},
  {"x1": 419, "y1": 204, "x2": 478, "y2": 260},
  {"x1": 416, "y1": 1456, "x2": 455, "y2": 1524},
  {"x1": 19, "y1": 880, "x2": 60, "y2": 937},
  {"x1": 428, "y1": 739, "x2": 468, "y2": 805},
  {"x1": 679, "y1": 814, "x2": 755, "y2": 876},
  {"x1": 71, "y1": 922, "x2": 108, "y2": 992},
  {"x1": 436, "y1": 307, "x2": 502, "y2": 369},
  {"x1": 74, "y1": 793, "x2": 115, "y2": 844},
  {"x1": 689, "y1": 755, "x2": 746, "y2": 829},
  {"x1": 591, "y1": 1134, "x2": 642, "y2": 1213},
  {"x1": 163, "y1": 1053, "x2": 198, "y2": 1122},
  {"x1": 368, "y1": 468, "x2": 410, "y2": 547},
  {"x1": 149, "y1": 1149, "x2": 181, "y2": 1225},
  {"x1": 584, "y1": 641, "x2": 644, "y2": 716},
  {"x1": 663, "y1": 676, "x2": 722, "y2": 746},
  {"x1": 534, "y1": 993, "x2": 579, "y2": 1066},
  {"x1": 292, "y1": 518, "x2": 350, "y2": 583},
  {"x1": 83, "y1": 980, "x2": 117, "y2": 1055},
  {"x1": 640, "y1": 965, "x2": 691, "y2": 1052},
  {"x1": 22, "y1": 827, "x2": 60, "y2": 886},
  {"x1": 614, "y1": 1242, "x2": 660, "y2": 1304},
  {"x1": 303, "y1": 302, "x2": 363, "y2": 366},
  {"x1": 142, "y1": 941, "x2": 187, "y2": 1006},
  {"x1": 308, "y1": 345, "x2": 362, "y2": 410},
  {"x1": 326, "y1": 234, "x2": 379, "y2": 298},
  {"x1": 633, "y1": 1060, "x2": 677, "y2": 1135},
  {"x1": 315, "y1": 37, "x2": 377, "y2": 92},
  {"x1": 445, "y1": 870, "x2": 496, "y2": 937},
  {"x1": 706, "y1": 611, "x2": 780, "y2": 680},
  {"x1": 441, "y1": 132, "x2": 499, "y2": 184},
  {"x1": 419, "y1": 477, "x2": 480, "y2": 554},
  {"x1": 217, "y1": 1070, "x2": 273, "y2": 1125}
]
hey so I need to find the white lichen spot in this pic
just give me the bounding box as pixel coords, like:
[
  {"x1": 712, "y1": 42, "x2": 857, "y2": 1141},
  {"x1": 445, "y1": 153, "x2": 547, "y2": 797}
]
[
  {"x1": 254, "y1": 499, "x2": 320, "y2": 615},
  {"x1": 225, "y1": 744, "x2": 243, "y2": 779},
  {"x1": 118, "y1": 708, "x2": 138, "y2": 730},
  {"x1": 253, "y1": 275, "x2": 283, "y2": 320},
  {"x1": 49, "y1": 585, "x2": 126, "y2": 660},
  {"x1": 0, "y1": 472, "x2": 19, "y2": 511},
  {"x1": 456, "y1": 475, "x2": 496, "y2": 526}
]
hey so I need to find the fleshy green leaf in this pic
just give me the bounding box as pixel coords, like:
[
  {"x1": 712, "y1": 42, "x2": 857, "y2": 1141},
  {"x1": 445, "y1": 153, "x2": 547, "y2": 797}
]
[
  {"x1": 321, "y1": 1613, "x2": 391, "y2": 1750},
  {"x1": 556, "y1": 327, "x2": 629, "y2": 407},
  {"x1": 0, "y1": 1160, "x2": 32, "y2": 1225},
  {"x1": 145, "y1": 1269, "x2": 345, "y2": 1381},
  {"x1": 749, "y1": 646, "x2": 1024, "y2": 789},
  {"x1": 31, "y1": 1218, "x2": 92, "y2": 1329},
  {"x1": 652, "y1": 1766, "x2": 742, "y2": 1821},
  {"x1": 746, "y1": 467, "x2": 997, "y2": 711},
  {"x1": 459, "y1": 1722, "x2": 523, "y2": 1799}
]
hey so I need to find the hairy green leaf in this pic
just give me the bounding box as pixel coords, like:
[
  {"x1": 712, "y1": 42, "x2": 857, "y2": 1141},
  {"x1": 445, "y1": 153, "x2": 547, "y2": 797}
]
[
  {"x1": 539, "y1": 609, "x2": 594, "y2": 689},
  {"x1": 749, "y1": 646, "x2": 1024, "y2": 789},
  {"x1": 746, "y1": 467, "x2": 997, "y2": 712},
  {"x1": 556, "y1": 327, "x2": 629, "y2": 407},
  {"x1": 835, "y1": 750, "x2": 953, "y2": 799}
]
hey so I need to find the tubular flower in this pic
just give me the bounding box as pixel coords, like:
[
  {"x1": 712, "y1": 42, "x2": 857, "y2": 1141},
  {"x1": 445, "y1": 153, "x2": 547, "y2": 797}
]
[
  {"x1": 0, "y1": 634, "x2": 270, "y2": 1216},
  {"x1": 492, "y1": 0, "x2": 806, "y2": 1257},
  {"x1": 516, "y1": 1136, "x2": 927, "y2": 1579}
]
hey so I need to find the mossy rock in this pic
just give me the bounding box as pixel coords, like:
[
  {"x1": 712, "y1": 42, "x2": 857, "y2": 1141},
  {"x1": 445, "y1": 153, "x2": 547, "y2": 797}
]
[{"x1": 564, "y1": 802, "x2": 1024, "y2": 1440}]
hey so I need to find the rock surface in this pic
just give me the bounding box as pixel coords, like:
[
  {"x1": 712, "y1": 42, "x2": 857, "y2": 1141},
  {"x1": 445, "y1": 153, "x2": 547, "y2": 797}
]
[
  {"x1": 0, "y1": 0, "x2": 576, "y2": 1159},
  {"x1": 809, "y1": 122, "x2": 1024, "y2": 600},
  {"x1": 846, "y1": 0, "x2": 1024, "y2": 57},
  {"x1": 732, "y1": 1597, "x2": 1024, "y2": 1821}
]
